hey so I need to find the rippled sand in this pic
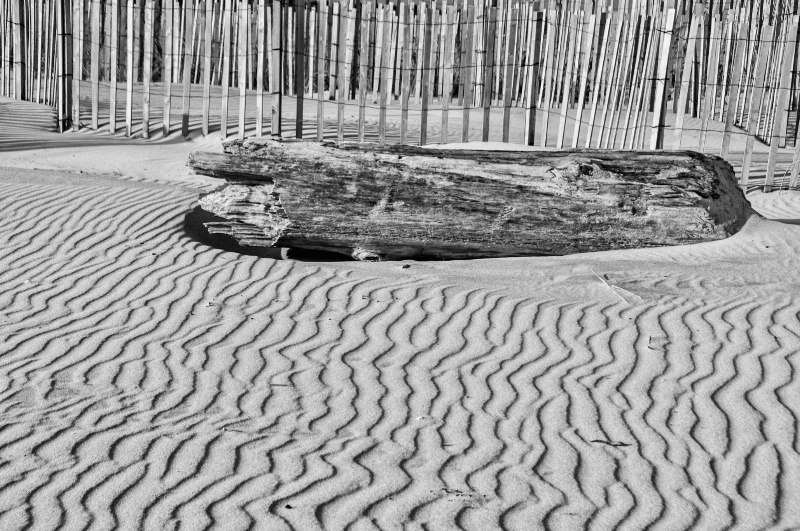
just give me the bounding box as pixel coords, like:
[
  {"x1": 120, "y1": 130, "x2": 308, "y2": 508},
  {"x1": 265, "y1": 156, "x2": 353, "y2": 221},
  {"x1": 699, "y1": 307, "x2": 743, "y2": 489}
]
[{"x1": 2, "y1": 95, "x2": 800, "y2": 530}]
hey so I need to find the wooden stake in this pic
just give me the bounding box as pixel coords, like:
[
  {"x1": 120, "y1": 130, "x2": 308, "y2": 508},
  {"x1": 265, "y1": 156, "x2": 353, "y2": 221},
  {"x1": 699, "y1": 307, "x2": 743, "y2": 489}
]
[
  {"x1": 585, "y1": 11, "x2": 611, "y2": 148},
  {"x1": 90, "y1": 0, "x2": 100, "y2": 129},
  {"x1": 440, "y1": 0, "x2": 455, "y2": 144},
  {"x1": 295, "y1": 0, "x2": 305, "y2": 137},
  {"x1": 35, "y1": 0, "x2": 43, "y2": 103},
  {"x1": 651, "y1": 8, "x2": 675, "y2": 150},
  {"x1": 202, "y1": 0, "x2": 213, "y2": 135},
  {"x1": 378, "y1": 3, "x2": 390, "y2": 143},
  {"x1": 523, "y1": 9, "x2": 541, "y2": 146},
  {"x1": 162, "y1": 0, "x2": 173, "y2": 135},
  {"x1": 420, "y1": 1, "x2": 434, "y2": 145},
  {"x1": 239, "y1": 0, "x2": 249, "y2": 139},
  {"x1": 316, "y1": 0, "x2": 327, "y2": 140},
  {"x1": 400, "y1": 0, "x2": 411, "y2": 143},
  {"x1": 765, "y1": 15, "x2": 798, "y2": 192},
  {"x1": 72, "y1": 0, "x2": 83, "y2": 131},
  {"x1": 721, "y1": 14, "x2": 747, "y2": 159},
  {"x1": 271, "y1": 0, "x2": 282, "y2": 137},
  {"x1": 182, "y1": 0, "x2": 194, "y2": 137},
  {"x1": 741, "y1": 24, "x2": 774, "y2": 187},
  {"x1": 674, "y1": 10, "x2": 698, "y2": 149},
  {"x1": 220, "y1": 0, "x2": 232, "y2": 137},
  {"x1": 126, "y1": 0, "x2": 134, "y2": 135},
  {"x1": 698, "y1": 14, "x2": 720, "y2": 152},
  {"x1": 256, "y1": 0, "x2": 266, "y2": 137},
  {"x1": 461, "y1": 0, "x2": 475, "y2": 142},
  {"x1": 539, "y1": 8, "x2": 555, "y2": 146},
  {"x1": 480, "y1": 0, "x2": 496, "y2": 142},
  {"x1": 556, "y1": 12, "x2": 577, "y2": 148},
  {"x1": 571, "y1": 11, "x2": 596, "y2": 148},
  {"x1": 142, "y1": 0, "x2": 153, "y2": 138},
  {"x1": 330, "y1": 1, "x2": 340, "y2": 100},
  {"x1": 501, "y1": 2, "x2": 517, "y2": 143},
  {"x1": 336, "y1": 0, "x2": 349, "y2": 142}
]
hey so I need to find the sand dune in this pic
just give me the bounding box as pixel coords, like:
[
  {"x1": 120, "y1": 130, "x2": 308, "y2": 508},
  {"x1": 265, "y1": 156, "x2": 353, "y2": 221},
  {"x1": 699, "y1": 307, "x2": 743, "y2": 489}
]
[{"x1": 2, "y1": 97, "x2": 800, "y2": 529}]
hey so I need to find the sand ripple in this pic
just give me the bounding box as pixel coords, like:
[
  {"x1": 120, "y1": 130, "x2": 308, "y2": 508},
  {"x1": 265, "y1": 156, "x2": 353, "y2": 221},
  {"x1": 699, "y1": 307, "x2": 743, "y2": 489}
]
[{"x1": 1, "y1": 164, "x2": 800, "y2": 530}]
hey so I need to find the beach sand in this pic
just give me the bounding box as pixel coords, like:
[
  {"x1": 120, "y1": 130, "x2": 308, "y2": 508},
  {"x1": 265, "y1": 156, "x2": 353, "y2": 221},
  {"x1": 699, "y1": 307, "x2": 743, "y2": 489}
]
[{"x1": 2, "y1": 95, "x2": 800, "y2": 529}]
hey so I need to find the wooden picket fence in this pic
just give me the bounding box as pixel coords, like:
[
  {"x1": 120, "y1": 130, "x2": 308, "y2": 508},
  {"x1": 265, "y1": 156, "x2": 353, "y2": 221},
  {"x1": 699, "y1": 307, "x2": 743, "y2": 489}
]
[{"x1": 3, "y1": 0, "x2": 800, "y2": 190}]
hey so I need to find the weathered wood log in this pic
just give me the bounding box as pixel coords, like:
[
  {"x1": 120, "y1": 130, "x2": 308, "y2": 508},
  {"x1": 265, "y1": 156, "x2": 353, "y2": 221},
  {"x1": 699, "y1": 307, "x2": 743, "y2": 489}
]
[{"x1": 188, "y1": 139, "x2": 756, "y2": 261}]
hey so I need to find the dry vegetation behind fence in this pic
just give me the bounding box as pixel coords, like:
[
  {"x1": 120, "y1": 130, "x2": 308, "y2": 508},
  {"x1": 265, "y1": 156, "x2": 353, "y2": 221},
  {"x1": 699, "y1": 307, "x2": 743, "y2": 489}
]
[{"x1": 2, "y1": 0, "x2": 800, "y2": 190}]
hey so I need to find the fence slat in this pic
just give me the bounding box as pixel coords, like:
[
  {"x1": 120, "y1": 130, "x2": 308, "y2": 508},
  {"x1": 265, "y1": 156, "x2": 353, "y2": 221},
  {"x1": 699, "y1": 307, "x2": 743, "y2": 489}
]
[
  {"x1": 90, "y1": 0, "x2": 99, "y2": 129},
  {"x1": 239, "y1": 0, "x2": 248, "y2": 139},
  {"x1": 330, "y1": 1, "x2": 340, "y2": 100},
  {"x1": 220, "y1": 0, "x2": 232, "y2": 138},
  {"x1": 2, "y1": 1, "x2": 8, "y2": 96},
  {"x1": 295, "y1": 0, "x2": 305, "y2": 137},
  {"x1": 440, "y1": 0, "x2": 455, "y2": 144},
  {"x1": 35, "y1": 0, "x2": 42, "y2": 102},
  {"x1": 344, "y1": 0, "x2": 355, "y2": 100},
  {"x1": 721, "y1": 13, "x2": 747, "y2": 159},
  {"x1": 307, "y1": 6, "x2": 314, "y2": 97},
  {"x1": 674, "y1": 10, "x2": 699, "y2": 149},
  {"x1": 399, "y1": 0, "x2": 409, "y2": 143},
  {"x1": 142, "y1": 0, "x2": 153, "y2": 138},
  {"x1": 741, "y1": 24, "x2": 774, "y2": 187},
  {"x1": 388, "y1": 2, "x2": 399, "y2": 101},
  {"x1": 585, "y1": 11, "x2": 610, "y2": 148},
  {"x1": 378, "y1": 3, "x2": 390, "y2": 144},
  {"x1": 70, "y1": 0, "x2": 83, "y2": 131},
  {"x1": 539, "y1": 7, "x2": 554, "y2": 146},
  {"x1": 43, "y1": 0, "x2": 52, "y2": 104},
  {"x1": 608, "y1": 12, "x2": 637, "y2": 149},
  {"x1": 420, "y1": 0, "x2": 434, "y2": 145},
  {"x1": 10, "y1": 0, "x2": 24, "y2": 98},
  {"x1": 162, "y1": 0, "x2": 173, "y2": 135},
  {"x1": 620, "y1": 13, "x2": 645, "y2": 149},
  {"x1": 416, "y1": 1, "x2": 425, "y2": 105},
  {"x1": 594, "y1": 13, "x2": 621, "y2": 148},
  {"x1": 699, "y1": 14, "x2": 720, "y2": 152},
  {"x1": 629, "y1": 14, "x2": 656, "y2": 150},
  {"x1": 501, "y1": 2, "x2": 517, "y2": 143},
  {"x1": 651, "y1": 8, "x2": 675, "y2": 150},
  {"x1": 200, "y1": 0, "x2": 212, "y2": 135},
  {"x1": 270, "y1": 0, "x2": 282, "y2": 137},
  {"x1": 523, "y1": 8, "x2": 541, "y2": 146},
  {"x1": 461, "y1": 0, "x2": 474, "y2": 142},
  {"x1": 182, "y1": 0, "x2": 195, "y2": 137},
  {"x1": 765, "y1": 15, "x2": 798, "y2": 192},
  {"x1": 57, "y1": 0, "x2": 70, "y2": 130},
  {"x1": 125, "y1": 0, "x2": 133, "y2": 135},
  {"x1": 359, "y1": 0, "x2": 372, "y2": 141},
  {"x1": 555, "y1": 12, "x2": 577, "y2": 148},
  {"x1": 336, "y1": 0, "x2": 349, "y2": 142},
  {"x1": 480, "y1": 1, "x2": 495, "y2": 142},
  {"x1": 256, "y1": 0, "x2": 265, "y2": 136},
  {"x1": 316, "y1": 0, "x2": 327, "y2": 140},
  {"x1": 571, "y1": 11, "x2": 595, "y2": 148}
]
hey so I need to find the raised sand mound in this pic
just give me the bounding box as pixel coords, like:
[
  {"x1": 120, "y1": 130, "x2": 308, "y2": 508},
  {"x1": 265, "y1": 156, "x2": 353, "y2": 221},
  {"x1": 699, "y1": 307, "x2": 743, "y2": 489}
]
[{"x1": 1, "y1": 156, "x2": 800, "y2": 528}]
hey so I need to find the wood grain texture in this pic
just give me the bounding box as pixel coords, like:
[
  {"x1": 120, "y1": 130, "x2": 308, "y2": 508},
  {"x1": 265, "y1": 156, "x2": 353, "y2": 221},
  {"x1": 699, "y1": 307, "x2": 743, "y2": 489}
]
[{"x1": 189, "y1": 139, "x2": 756, "y2": 261}]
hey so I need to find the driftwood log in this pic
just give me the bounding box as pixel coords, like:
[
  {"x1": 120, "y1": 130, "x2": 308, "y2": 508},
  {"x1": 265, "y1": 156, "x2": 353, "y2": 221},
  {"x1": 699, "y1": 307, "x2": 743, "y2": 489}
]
[{"x1": 188, "y1": 139, "x2": 756, "y2": 261}]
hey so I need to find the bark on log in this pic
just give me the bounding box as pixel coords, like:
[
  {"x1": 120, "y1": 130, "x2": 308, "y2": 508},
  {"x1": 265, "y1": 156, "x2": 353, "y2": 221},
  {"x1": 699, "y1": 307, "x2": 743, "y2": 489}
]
[{"x1": 188, "y1": 139, "x2": 756, "y2": 261}]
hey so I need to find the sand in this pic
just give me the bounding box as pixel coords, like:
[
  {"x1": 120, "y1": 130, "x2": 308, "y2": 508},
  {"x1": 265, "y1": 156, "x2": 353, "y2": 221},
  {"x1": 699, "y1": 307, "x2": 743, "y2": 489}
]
[{"x1": 2, "y1": 95, "x2": 800, "y2": 530}]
